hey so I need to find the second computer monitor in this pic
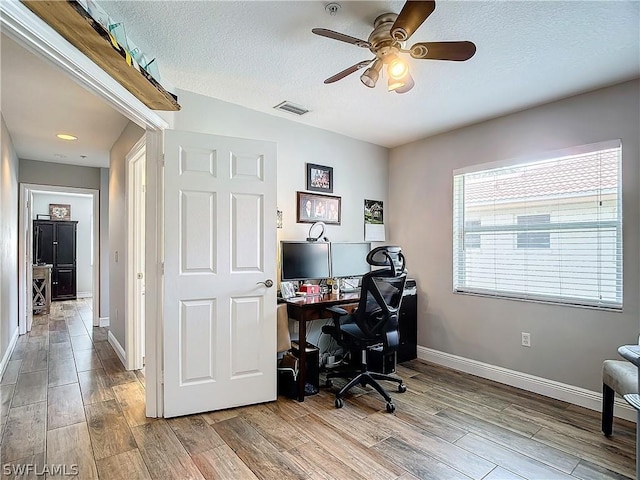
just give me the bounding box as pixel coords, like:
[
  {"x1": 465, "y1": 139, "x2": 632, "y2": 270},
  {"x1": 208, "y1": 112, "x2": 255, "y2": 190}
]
[{"x1": 330, "y1": 242, "x2": 371, "y2": 278}]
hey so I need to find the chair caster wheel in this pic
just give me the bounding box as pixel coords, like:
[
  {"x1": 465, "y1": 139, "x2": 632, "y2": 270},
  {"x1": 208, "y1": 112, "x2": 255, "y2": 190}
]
[
  {"x1": 398, "y1": 383, "x2": 407, "y2": 393},
  {"x1": 325, "y1": 380, "x2": 333, "y2": 388},
  {"x1": 335, "y1": 398, "x2": 344, "y2": 409},
  {"x1": 386, "y1": 402, "x2": 396, "y2": 413}
]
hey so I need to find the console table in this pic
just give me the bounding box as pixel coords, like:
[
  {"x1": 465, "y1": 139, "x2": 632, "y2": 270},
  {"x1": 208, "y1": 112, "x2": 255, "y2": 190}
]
[{"x1": 32, "y1": 264, "x2": 53, "y2": 314}]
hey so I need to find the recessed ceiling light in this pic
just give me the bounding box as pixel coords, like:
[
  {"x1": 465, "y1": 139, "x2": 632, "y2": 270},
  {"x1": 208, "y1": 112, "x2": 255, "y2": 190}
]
[{"x1": 56, "y1": 133, "x2": 77, "y2": 141}]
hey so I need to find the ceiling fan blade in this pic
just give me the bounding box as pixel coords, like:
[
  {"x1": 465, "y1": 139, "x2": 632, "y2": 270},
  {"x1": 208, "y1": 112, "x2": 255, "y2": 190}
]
[
  {"x1": 312, "y1": 28, "x2": 371, "y2": 48},
  {"x1": 324, "y1": 60, "x2": 373, "y2": 84},
  {"x1": 391, "y1": 1, "x2": 436, "y2": 41},
  {"x1": 410, "y1": 41, "x2": 477, "y2": 61}
]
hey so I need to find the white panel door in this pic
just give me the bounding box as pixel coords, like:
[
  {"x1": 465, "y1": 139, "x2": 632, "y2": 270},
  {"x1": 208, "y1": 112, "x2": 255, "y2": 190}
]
[{"x1": 163, "y1": 130, "x2": 277, "y2": 417}]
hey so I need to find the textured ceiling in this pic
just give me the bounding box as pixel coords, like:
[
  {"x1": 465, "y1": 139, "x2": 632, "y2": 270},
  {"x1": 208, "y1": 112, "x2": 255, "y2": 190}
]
[
  {"x1": 0, "y1": 34, "x2": 129, "y2": 168},
  {"x1": 102, "y1": 0, "x2": 640, "y2": 148}
]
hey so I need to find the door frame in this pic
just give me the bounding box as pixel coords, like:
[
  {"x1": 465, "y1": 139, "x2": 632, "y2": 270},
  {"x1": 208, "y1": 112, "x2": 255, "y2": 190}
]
[
  {"x1": 19, "y1": 184, "x2": 99, "y2": 333},
  {"x1": 126, "y1": 136, "x2": 146, "y2": 371},
  {"x1": 1, "y1": 1, "x2": 168, "y2": 417}
]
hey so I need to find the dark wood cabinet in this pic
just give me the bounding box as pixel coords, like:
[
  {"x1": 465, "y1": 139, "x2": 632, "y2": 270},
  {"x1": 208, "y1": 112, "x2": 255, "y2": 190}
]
[{"x1": 33, "y1": 220, "x2": 77, "y2": 301}]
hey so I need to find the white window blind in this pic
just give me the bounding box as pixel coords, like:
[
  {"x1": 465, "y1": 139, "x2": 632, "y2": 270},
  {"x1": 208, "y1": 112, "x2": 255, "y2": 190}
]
[{"x1": 453, "y1": 140, "x2": 622, "y2": 310}]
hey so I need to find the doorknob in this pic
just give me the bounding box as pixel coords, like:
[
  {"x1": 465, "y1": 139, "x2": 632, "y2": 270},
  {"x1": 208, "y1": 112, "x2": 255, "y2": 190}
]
[{"x1": 256, "y1": 279, "x2": 274, "y2": 288}]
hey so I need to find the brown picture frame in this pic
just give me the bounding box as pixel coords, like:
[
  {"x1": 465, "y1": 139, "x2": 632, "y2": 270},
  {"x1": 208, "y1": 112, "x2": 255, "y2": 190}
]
[
  {"x1": 297, "y1": 191, "x2": 341, "y2": 225},
  {"x1": 49, "y1": 203, "x2": 71, "y2": 221},
  {"x1": 306, "y1": 163, "x2": 333, "y2": 193}
]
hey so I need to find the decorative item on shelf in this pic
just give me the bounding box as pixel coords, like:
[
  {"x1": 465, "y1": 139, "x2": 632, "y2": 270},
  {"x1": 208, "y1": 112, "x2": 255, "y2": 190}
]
[
  {"x1": 22, "y1": 1, "x2": 180, "y2": 111},
  {"x1": 306, "y1": 163, "x2": 334, "y2": 193},
  {"x1": 297, "y1": 191, "x2": 341, "y2": 225},
  {"x1": 49, "y1": 204, "x2": 71, "y2": 221}
]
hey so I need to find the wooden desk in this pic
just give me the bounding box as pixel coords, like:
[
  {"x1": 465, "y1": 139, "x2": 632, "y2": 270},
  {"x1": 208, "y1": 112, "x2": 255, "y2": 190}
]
[
  {"x1": 33, "y1": 264, "x2": 53, "y2": 314},
  {"x1": 284, "y1": 292, "x2": 360, "y2": 401}
]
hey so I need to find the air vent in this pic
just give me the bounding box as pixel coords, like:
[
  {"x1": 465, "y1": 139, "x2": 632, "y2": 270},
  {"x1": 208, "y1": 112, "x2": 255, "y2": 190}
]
[{"x1": 273, "y1": 101, "x2": 309, "y2": 116}]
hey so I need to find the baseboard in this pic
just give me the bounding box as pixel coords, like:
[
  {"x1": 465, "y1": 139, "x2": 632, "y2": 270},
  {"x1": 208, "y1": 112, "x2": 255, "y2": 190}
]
[
  {"x1": 99, "y1": 317, "x2": 110, "y2": 327},
  {"x1": 0, "y1": 327, "x2": 20, "y2": 381},
  {"x1": 77, "y1": 291, "x2": 92, "y2": 299},
  {"x1": 417, "y1": 346, "x2": 637, "y2": 423},
  {"x1": 108, "y1": 330, "x2": 127, "y2": 368}
]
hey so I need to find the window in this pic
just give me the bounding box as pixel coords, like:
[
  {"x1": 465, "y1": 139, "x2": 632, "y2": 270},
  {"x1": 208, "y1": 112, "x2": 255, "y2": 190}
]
[
  {"x1": 516, "y1": 214, "x2": 550, "y2": 249},
  {"x1": 465, "y1": 220, "x2": 481, "y2": 249},
  {"x1": 453, "y1": 140, "x2": 622, "y2": 310}
]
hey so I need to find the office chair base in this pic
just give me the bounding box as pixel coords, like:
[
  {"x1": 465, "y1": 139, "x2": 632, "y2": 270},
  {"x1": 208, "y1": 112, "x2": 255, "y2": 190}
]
[{"x1": 332, "y1": 371, "x2": 405, "y2": 413}]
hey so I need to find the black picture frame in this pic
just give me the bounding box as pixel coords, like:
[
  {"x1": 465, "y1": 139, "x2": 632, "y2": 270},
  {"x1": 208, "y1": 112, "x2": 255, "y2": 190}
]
[
  {"x1": 297, "y1": 191, "x2": 341, "y2": 225},
  {"x1": 306, "y1": 163, "x2": 333, "y2": 193}
]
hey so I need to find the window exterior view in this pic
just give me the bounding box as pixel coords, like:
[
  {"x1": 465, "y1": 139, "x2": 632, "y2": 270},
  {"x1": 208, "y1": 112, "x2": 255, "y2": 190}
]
[{"x1": 453, "y1": 141, "x2": 622, "y2": 309}]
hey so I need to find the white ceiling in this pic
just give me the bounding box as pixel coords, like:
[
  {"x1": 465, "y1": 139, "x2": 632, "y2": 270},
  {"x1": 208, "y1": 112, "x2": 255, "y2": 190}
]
[
  {"x1": 0, "y1": 34, "x2": 129, "y2": 168},
  {"x1": 101, "y1": 0, "x2": 640, "y2": 148},
  {"x1": 1, "y1": 1, "x2": 638, "y2": 166}
]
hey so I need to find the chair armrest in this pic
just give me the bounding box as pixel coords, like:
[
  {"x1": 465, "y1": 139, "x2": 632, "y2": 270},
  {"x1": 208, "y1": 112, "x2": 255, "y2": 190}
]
[
  {"x1": 619, "y1": 345, "x2": 640, "y2": 367},
  {"x1": 326, "y1": 306, "x2": 349, "y2": 317}
]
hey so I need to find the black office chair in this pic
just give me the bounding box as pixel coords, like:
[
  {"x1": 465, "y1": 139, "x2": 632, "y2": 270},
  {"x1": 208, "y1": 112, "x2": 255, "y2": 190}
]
[{"x1": 324, "y1": 246, "x2": 408, "y2": 412}]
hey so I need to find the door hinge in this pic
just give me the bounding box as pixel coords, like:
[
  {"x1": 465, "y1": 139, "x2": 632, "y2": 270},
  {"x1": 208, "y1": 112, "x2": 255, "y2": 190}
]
[
  {"x1": 161, "y1": 153, "x2": 165, "y2": 167},
  {"x1": 161, "y1": 262, "x2": 164, "y2": 275},
  {"x1": 160, "y1": 370, "x2": 164, "y2": 384}
]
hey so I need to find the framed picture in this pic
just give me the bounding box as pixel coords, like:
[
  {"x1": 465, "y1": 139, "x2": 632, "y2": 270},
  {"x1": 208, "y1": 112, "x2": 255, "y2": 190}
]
[
  {"x1": 306, "y1": 163, "x2": 333, "y2": 193},
  {"x1": 297, "y1": 191, "x2": 341, "y2": 225},
  {"x1": 49, "y1": 204, "x2": 71, "y2": 221}
]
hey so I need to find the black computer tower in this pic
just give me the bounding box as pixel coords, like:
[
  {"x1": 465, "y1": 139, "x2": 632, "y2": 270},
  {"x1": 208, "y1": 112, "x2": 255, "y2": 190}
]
[
  {"x1": 291, "y1": 341, "x2": 319, "y2": 396},
  {"x1": 397, "y1": 279, "x2": 417, "y2": 363}
]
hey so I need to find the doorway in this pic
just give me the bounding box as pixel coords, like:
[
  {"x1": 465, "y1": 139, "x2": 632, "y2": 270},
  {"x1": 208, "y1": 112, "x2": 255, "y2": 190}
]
[
  {"x1": 126, "y1": 138, "x2": 146, "y2": 370},
  {"x1": 19, "y1": 184, "x2": 99, "y2": 334}
]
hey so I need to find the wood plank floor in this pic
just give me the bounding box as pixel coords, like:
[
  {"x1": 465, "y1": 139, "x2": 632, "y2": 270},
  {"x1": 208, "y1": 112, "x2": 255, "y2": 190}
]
[{"x1": 0, "y1": 299, "x2": 635, "y2": 479}]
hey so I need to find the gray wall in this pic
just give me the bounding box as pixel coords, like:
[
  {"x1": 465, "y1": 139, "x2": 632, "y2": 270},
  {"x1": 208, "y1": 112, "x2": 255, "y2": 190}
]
[
  {"x1": 100, "y1": 168, "x2": 109, "y2": 318},
  {"x1": 0, "y1": 115, "x2": 19, "y2": 368},
  {"x1": 109, "y1": 122, "x2": 145, "y2": 347},
  {"x1": 19, "y1": 159, "x2": 101, "y2": 190},
  {"x1": 389, "y1": 79, "x2": 640, "y2": 392}
]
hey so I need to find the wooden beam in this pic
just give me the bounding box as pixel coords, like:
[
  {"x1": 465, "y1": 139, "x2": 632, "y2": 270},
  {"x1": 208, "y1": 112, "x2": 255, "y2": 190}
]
[{"x1": 23, "y1": 0, "x2": 180, "y2": 111}]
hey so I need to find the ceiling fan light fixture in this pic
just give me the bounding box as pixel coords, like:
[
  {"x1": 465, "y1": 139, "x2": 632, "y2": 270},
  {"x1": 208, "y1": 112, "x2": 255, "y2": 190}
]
[
  {"x1": 388, "y1": 76, "x2": 405, "y2": 92},
  {"x1": 360, "y1": 59, "x2": 382, "y2": 88},
  {"x1": 388, "y1": 57, "x2": 409, "y2": 80},
  {"x1": 395, "y1": 72, "x2": 415, "y2": 94}
]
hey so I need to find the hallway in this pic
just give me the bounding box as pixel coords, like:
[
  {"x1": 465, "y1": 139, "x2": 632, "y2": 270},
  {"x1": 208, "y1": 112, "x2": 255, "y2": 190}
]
[{"x1": 0, "y1": 299, "x2": 148, "y2": 478}]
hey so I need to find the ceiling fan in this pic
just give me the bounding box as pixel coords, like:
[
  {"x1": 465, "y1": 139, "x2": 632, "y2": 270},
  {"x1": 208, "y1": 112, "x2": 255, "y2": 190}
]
[{"x1": 312, "y1": 1, "x2": 476, "y2": 94}]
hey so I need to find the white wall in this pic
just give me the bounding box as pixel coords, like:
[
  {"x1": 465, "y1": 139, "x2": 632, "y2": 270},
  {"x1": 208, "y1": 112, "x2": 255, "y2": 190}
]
[
  {"x1": 168, "y1": 90, "x2": 389, "y2": 245},
  {"x1": 31, "y1": 193, "x2": 93, "y2": 295},
  {"x1": 163, "y1": 90, "x2": 390, "y2": 349},
  {"x1": 389, "y1": 79, "x2": 640, "y2": 392},
  {"x1": 99, "y1": 168, "x2": 109, "y2": 318},
  {"x1": 0, "y1": 115, "x2": 19, "y2": 369},
  {"x1": 109, "y1": 122, "x2": 145, "y2": 347}
]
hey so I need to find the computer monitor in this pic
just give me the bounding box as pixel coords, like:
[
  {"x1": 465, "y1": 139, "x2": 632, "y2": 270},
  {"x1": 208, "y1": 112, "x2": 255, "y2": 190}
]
[
  {"x1": 280, "y1": 241, "x2": 331, "y2": 281},
  {"x1": 330, "y1": 242, "x2": 371, "y2": 278}
]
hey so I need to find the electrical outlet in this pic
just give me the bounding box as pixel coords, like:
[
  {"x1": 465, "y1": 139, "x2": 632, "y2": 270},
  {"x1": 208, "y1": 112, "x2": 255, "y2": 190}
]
[{"x1": 521, "y1": 332, "x2": 531, "y2": 347}]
